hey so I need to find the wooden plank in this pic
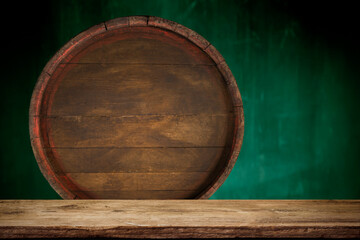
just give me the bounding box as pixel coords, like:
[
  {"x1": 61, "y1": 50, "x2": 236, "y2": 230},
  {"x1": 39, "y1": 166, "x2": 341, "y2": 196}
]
[
  {"x1": 73, "y1": 190, "x2": 196, "y2": 199},
  {"x1": 44, "y1": 64, "x2": 230, "y2": 116},
  {"x1": 0, "y1": 200, "x2": 359, "y2": 238},
  {"x1": 62, "y1": 172, "x2": 214, "y2": 191},
  {"x1": 41, "y1": 114, "x2": 233, "y2": 148},
  {"x1": 45, "y1": 147, "x2": 225, "y2": 173},
  {"x1": 68, "y1": 27, "x2": 213, "y2": 65}
]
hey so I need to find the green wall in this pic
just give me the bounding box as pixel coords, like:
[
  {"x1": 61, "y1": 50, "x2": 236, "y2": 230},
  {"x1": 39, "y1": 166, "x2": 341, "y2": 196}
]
[{"x1": 1, "y1": 0, "x2": 359, "y2": 199}]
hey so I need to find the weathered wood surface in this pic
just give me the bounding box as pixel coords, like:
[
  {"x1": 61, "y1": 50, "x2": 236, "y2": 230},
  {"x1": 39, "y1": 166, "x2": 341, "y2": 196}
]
[
  {"x1": 45, "y1": 64, "x2": 230, "y2": 116},
  {"x1": 0, "y1": 200, "x2": 359, "y2": 238},
  {"x1": 41, "y1": 114, "x2": 232, "y2": 148},
  {"x1": 29, "y1": 16, "x2": 244, "y2": 199}
]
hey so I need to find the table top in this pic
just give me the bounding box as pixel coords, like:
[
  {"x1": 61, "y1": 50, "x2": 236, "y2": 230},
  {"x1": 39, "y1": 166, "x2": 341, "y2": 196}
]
[{"x1": 1, "y1": 200, "x2": 359, "y2": 238}]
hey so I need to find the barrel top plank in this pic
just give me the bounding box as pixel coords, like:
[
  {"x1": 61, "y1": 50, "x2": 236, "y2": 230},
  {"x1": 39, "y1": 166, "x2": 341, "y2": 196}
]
[{"x1": 0, "y1": 200, "x2": 359, "y2": 238}]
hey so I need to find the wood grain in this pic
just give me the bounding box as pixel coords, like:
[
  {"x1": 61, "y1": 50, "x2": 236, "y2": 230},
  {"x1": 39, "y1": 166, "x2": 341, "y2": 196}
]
[
  {"x1": 67, "y1": 27, "x2": 213, "y2": 65},
  {"x1": 64, "y1": 172, "x2": 214, "y2": 191},
  {"x1": 45, "y1": 64, "x2": 230, "y2": 116},
  {"x1": 29, "y1": 16, "x2": 244, "y2": 199},
  {"x1": 42, "y1": 114, "x2": 232, "y2": 148},
  {"x1": 43, "y1": 147, "x2": 224, "y2": 173},
  {"x1": 73, "y1": 191, "x2": 196, "y2": 199},
  {"x1": 1, "y1": 200, "x2": 359, "y2": 238}
]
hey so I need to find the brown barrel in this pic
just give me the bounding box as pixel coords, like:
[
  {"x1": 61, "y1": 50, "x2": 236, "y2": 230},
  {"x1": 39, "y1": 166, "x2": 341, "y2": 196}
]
[{"x1": 29, "y1": 16, "x2": 244, "y2": 199}]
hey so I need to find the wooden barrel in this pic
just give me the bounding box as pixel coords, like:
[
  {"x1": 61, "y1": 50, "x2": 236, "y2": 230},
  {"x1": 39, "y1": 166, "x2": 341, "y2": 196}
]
[{"x1": 29, "y1": 16, "x2": 244, "y2": 199}]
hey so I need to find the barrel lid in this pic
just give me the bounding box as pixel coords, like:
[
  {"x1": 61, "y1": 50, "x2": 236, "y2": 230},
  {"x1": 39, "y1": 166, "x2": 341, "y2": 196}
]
[{"x1": 29, "y1": 16, "x2": 244, "y2": 199}]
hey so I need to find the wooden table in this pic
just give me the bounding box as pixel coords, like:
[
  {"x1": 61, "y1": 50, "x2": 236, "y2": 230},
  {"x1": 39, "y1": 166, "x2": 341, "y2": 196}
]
[{"x1": 0, "y1": 200, "x2": 359, "y2": 238}]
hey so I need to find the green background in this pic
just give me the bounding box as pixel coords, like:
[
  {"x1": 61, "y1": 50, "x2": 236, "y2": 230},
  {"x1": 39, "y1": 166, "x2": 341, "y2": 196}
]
[{"x1": 1, "y1": 0, "x2": 359, "y2": 199}]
